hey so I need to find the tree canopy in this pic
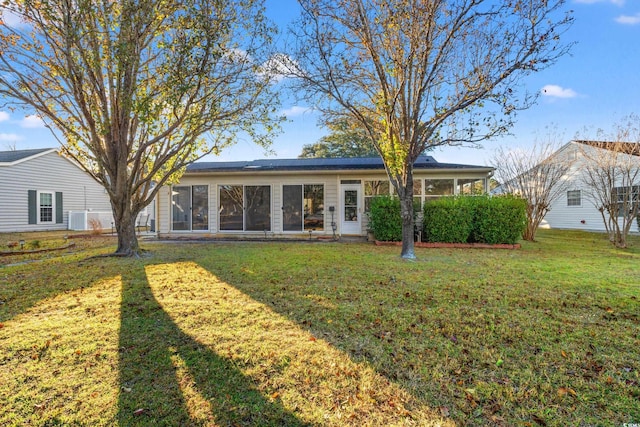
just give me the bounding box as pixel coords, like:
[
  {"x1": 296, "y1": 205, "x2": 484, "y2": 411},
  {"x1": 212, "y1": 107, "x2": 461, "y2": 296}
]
[
  {"x1": 299, "y1": 117, "x2": 378, "y2": 158},
  {"x1": 0, "y1": 0, "x2": 282, "y2": 255},
  {"x1": 284, "y1": 0, "x2": 573, "y2": 258}
]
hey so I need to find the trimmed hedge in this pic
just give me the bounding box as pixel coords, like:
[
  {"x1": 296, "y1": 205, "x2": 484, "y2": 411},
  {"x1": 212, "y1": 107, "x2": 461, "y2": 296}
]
[
  {"x1": 368, "y1": 196, "x2": 402, "y2": 242},
  {"x1": 369, "y1": 194, "x2": 526, "y2": 244},
  {"x1": 423, "y1": 196, "x2": 473, "y2": 243},
  {"x1": 470, "y1": 195, "x2": 527, "y2": 244},
  {"x1": 423, "y1": 195, "x2": 526, "y2": 245}
]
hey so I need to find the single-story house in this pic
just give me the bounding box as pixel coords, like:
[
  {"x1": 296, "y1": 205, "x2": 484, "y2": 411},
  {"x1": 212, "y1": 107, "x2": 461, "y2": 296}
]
[
  {"x1": 0, "y1": 148, "x2": 112, "y2": 233},
  {"x1": 155, "y1": 155, "x2": 494, "y2": 239},
  {"x1": 537, "y1": 140, "x2": 640, "y2": 232}
]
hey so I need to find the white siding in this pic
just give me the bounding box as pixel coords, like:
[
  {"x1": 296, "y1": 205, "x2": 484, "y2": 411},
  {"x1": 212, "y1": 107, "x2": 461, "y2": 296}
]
[
  {"x1": 541, "y1": 142, "x2": 638, "y2": 232},
  {"x1": 0, "y1": 151, "x2": 111, "y2": 233},
  {"x1": 158, "y1": 168, "x2": 492, "y2": 238}
]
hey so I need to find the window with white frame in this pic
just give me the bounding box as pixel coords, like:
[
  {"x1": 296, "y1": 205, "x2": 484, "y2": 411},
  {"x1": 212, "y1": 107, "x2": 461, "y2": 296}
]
[
  {"x1": 282, "y1": 184, "x2": 324, "y2": 231},
  {"x1": 424, "y1": 179, "x2": 455, "y2": 201},
  {"x1": 613, "y1": 185, "x2": 639, "y2": 217},
  {"x1": 364, "y1": 180, "x2": 391, "y2": 212},
  {"x1": 218, "y1": 185, "x2": 271, "y2": 231},
  {"x1": 39, "y1": 191, "x2": 54, "y2": 223},
  {"x1": 567, "y1": 190, "x2": 581, "y2": 207}
]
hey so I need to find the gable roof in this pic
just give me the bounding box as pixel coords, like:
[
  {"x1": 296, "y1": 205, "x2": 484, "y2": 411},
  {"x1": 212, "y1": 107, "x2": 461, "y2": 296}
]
[
  {"x1": 187, "y1": 155, "x2": 492, "y2": 173},
  {"x1": 575, "y1": 140, "x2": 640, "y2": 156},
  {"x1": 0, "y1": 148, "x2": 56, "y2": 165}
]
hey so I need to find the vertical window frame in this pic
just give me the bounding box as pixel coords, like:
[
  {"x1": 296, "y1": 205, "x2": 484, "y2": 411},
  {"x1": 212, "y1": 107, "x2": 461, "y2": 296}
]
[{"x1": 37, "y1": 190, "x2": 55, "y2": 224}]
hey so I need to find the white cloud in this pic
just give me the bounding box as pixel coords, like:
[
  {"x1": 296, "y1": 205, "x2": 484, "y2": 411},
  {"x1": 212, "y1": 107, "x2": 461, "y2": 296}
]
[
  {"x1": 259, "y1": 54, "x2": 301, "y2": 83},
  {"x1": 541, "y1": 84, "x2": 578, "y2": 99},
  {"x1": 280, "y1": 106, "x2": 313, "y2": 117},
  {"x1": 0, "y1": 7, "x2": 28, "y2": 28},
  {"x1": 0, "y1": 133, "x2": 23, "y2": 142},
  {"x1": 615, "y1": 13, "x2": 640, "y2": 24},
  {"x1": 20, "y1": 114, "x2": 45, "y2": 128},
  {"x1": 0, "y1": 111, "x2": 9, "y2": 122}
]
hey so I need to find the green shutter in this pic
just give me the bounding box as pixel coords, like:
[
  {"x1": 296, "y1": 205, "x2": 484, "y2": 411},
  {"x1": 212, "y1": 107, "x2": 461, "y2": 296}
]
[
  {"x1": 55, "y1": 192, "x2": 63, "y2": 224},
  {"x1": 28, "y1": 190, "x2": 37, "y2": 224}
]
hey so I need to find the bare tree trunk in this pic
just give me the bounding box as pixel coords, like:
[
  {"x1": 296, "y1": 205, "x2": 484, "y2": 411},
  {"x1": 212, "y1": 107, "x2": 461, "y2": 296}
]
[{"x1": 522, "y1": 203, "x2": 536, "y2": 241}]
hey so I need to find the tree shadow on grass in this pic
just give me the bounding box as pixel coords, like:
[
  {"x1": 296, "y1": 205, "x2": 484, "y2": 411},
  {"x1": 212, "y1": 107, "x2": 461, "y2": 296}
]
[
  {"x1": 117, "y1": 265, "x2": 309, "y2": 426},
  {"x1": 0, "y1": 257, "x2": 116, "y2": 323}
]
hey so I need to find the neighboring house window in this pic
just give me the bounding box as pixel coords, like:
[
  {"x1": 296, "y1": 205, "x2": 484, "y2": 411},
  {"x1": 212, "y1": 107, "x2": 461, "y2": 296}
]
[
  {"x1": 612, "y1": 185, "x2": 639, "y2": 217},
  {"x1": 171, "y1": 185, "x2": 208, "y2": 231},
  {"x1": 28, "y1": 190, "x2": 63, "y2": 225},
  {"x1": 282, "y1": 184, "x2": 324, "y2": 232},
  {"x1": 218, "y1": 185, "x2": 271, "y2": 232},
  {"x1": 39, "y1": 192, "x2": 54, "y2": 223},
  {"x1": 567, "y1": 190, "x2": 581, "y2": 207},
  {"x1": 364, "y1": 180, "x2": 391, "y2": 212}
]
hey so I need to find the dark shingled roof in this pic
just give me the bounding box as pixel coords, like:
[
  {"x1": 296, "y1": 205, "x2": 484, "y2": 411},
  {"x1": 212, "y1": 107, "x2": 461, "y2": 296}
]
[
  {"x1": 187, "y1": 155, "x2": 491, "y2": 173},
  {"x1": 0, "y1": 148, "x2": 54, "y2": 164}
]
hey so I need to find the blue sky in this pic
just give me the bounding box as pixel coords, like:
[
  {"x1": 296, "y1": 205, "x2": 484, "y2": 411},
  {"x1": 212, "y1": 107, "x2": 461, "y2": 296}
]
[{"x1": 1, "y1": 0, "x2": 639, "y2": 166}]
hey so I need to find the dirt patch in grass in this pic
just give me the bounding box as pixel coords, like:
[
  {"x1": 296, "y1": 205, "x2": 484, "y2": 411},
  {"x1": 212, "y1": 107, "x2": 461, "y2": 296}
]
[{"x1": 1, "y1": 229, "x2": 639, "y2": 425}]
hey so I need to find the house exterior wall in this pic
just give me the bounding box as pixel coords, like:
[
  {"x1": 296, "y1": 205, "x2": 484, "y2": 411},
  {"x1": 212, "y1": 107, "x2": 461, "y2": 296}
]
[
  {"x1": 540, "y1": 142, "x2": 640, "y2": 232},
  {"x1": 157, "y1": 168, "x2": 491, "y2": 238},
  {"x1": 0, "y1": 150, "x2": 112, "y2": 233}
]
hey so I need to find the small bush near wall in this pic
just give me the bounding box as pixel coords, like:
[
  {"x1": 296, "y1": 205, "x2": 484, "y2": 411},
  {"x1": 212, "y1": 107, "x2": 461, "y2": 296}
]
[
  {"x1": 368, "y1": 196, "x2": 402, "y2": 242},
  {"x1": 423, "y1": 195, "x2": 526, "y2": 244},
  {"x1": 470, "y1": 195, "x2": 527, "y2": 244},
  {"x1": 423, "y1": 196, "x2": 474, "y2": 243}
]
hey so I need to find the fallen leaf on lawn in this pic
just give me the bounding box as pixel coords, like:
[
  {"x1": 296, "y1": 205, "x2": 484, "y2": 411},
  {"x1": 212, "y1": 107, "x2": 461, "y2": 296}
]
[
  {"x1": 308, "y1": 336, "x2": 317, "y2": 342},
  {"x1": 271, "y1": 392, "x2": 279, "y2": 399},
  {"x1": 0, "y1": 323, "x2": 4, "y2": 329},
  {"x1": 133, "y1": 408, "x2": 146, "y2": 416},
  {"x1": 439, "y1": 406, "x2": 450, "y2": 417},
  {"x1": 561, "y1": 350, "x2": 567, "y2": 358},
  {"x1": 605, "y1": 307, "x2": 614, "y2": 313},
  {"x1": 557, "y1": 387, "x2": 577, "y2": 397},
  {"x1": 122, "y1": 387, "x2": 132, "y2": 393}
]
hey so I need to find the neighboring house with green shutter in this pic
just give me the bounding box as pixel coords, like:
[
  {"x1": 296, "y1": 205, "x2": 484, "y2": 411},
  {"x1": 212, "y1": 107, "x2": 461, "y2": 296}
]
[{"x1": 0, "y1": 148, "x2": 112, "y2": 233}]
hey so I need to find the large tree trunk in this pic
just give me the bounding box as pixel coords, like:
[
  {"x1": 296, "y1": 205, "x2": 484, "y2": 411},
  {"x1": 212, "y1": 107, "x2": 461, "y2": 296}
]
[
  {"x1": 111, "y1": 195, "x2": 141, "y2": 256},
  {"x1": 399, "y1": 171, "x2": 416, "y2": 260}
]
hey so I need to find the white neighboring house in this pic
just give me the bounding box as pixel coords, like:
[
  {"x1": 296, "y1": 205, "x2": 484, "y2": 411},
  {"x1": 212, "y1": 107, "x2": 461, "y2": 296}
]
[
  {"x1": 540, "y1": 140, "x2": 640, "y2": 232},
  {"x1": 0, "y1": 148, "x2": 113, "y2": 233}
]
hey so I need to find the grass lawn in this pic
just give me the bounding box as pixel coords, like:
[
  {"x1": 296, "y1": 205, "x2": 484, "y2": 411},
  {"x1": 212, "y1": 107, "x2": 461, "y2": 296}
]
[{"x1": 1, "y1": 229, "x2": 639, "y2": 426}]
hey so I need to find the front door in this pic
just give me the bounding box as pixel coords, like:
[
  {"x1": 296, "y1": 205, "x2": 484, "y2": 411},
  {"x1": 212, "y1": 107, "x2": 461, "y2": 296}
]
[{"x1": 340, "y1": 184, "x2": 361, "y2": 235}]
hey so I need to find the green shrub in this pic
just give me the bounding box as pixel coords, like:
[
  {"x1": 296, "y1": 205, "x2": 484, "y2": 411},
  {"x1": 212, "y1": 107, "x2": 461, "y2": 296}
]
[
  {"x1": 423, "y1": 195, "x2": 526, "y2": 244},
  {"x1": 423, "y1": 196, "x2": 473, "y2": 243},
  {"x1": 470, "y1": 195, "x2": 527, "y2": 244},
  {"x1": 368, "y1": 196, "x2": 402, "y2": 241}
]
